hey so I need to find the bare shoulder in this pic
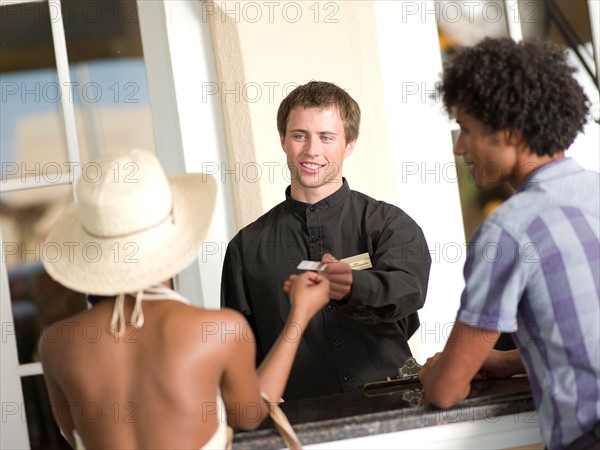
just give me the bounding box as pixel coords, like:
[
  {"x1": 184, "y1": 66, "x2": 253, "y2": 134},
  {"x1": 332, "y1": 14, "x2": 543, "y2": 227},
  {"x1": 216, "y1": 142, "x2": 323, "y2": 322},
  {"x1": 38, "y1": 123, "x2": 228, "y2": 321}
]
[
  {"x1": 178, "y1": 306, "x2": 255, "y2": 344},
  {"x1": 38, "y1": 310, "x2": 89, "y2": 349},
  {"x1": 179, "y1": 305, "x2": 247, "y2": 323},
  {"x1": 37, "y1": 310, "x2": 93, "y2": 368}
]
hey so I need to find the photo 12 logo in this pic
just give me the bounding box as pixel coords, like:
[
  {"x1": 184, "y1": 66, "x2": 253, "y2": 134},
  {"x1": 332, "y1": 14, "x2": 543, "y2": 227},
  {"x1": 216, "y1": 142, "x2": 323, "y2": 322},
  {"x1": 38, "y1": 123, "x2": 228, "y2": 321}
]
[
  {"x1": 0, "y1": 1, "x2": 139, "y2": 25},
  {"x1": 1, "y1": 161, "x2": 140, "y2": 185},
  {"x1": 1, "y1": 80, "x2": 140, "y2": 104},
  {"x1": 201, "y1": 1, "x2": 340, "y2": 24},
  {"x1": 201, "y1": 81, "x2": 299, "y2": 104},
  {"x1": 2, "y1": 241, "x2": 140, "y2": 265}
]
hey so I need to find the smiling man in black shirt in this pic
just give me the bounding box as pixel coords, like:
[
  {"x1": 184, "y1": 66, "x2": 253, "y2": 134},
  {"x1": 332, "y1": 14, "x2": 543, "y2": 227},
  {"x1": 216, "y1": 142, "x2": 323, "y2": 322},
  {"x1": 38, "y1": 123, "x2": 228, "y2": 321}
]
[{"x1": 221, "y1": 81, "x2": 431, "y2": 400}]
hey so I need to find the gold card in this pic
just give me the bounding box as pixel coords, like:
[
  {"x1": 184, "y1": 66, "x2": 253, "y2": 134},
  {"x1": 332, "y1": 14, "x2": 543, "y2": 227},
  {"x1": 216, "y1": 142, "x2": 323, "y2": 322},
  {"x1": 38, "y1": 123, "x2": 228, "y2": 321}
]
[{"x1": 341, "y1": 252, "x2": 373, "y2": 271}]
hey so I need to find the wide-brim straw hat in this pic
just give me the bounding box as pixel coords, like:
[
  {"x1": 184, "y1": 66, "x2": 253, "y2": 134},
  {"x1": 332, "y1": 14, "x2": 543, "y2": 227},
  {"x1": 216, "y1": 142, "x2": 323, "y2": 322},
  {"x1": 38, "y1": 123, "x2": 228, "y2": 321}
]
[{"x1": 43, "y1": 148, "x2": 216, "y2": 295}]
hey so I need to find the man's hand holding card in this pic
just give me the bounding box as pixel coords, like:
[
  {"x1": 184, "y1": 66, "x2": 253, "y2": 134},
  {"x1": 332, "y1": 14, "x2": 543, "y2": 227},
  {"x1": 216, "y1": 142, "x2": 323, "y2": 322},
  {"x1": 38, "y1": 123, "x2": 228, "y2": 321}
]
[
  {"x1": 295, "y1": 252, "x2": 373, "y2": 301},
  {"x1": 319, "y1": 253, "x2": 353, "y2": 301}
]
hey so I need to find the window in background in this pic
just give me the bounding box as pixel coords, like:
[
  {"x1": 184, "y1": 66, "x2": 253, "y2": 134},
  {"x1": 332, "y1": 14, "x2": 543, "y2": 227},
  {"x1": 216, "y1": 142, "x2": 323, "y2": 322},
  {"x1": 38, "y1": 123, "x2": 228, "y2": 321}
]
[{"x1": 1, "y1": 1, "x2": 155, "y2": 448}]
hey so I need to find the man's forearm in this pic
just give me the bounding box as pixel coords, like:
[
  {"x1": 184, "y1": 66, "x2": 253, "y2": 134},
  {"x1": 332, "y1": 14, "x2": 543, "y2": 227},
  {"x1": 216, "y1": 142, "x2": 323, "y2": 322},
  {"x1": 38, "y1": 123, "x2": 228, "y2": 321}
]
[
  {"x1": 480, "y1": 349, "x2": 526, "y2": 378},
  {"x1": 339, "y1": 269, "x2": 425, "y2": 323}
]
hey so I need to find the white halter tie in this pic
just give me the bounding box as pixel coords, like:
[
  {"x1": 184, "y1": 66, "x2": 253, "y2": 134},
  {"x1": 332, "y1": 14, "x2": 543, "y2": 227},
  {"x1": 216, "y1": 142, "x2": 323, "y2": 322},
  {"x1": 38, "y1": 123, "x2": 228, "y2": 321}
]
[{"x1": 109, "y1": 286, "x2": 190, "y2": 337}]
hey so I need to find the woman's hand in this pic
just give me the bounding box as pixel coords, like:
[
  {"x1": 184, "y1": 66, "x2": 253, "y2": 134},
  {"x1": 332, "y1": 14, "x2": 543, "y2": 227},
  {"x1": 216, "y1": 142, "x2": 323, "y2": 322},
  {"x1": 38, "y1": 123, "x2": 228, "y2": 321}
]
[{"x1": 284, "y1": 272, "x2": 330, "y2": 324}]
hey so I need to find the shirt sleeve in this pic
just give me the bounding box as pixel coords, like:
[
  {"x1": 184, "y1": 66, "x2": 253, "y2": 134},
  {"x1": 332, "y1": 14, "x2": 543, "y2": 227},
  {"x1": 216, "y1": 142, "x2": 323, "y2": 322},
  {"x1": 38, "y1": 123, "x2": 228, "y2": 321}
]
[
  {"x1": 456, "y1": 220, "x2": 531, "y2": 332},
  {"x1": 220, "y1": 239, "x2": 264, "y2": 361},
  {"x1": 337, "y1": 208, "x2": 432, "y2": 325}
]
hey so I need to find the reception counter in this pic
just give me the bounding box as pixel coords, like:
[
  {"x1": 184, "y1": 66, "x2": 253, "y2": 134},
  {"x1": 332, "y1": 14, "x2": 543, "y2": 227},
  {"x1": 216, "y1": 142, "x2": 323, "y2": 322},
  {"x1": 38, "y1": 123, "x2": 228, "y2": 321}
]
[{"x1": 231, "y1": 376, "x2": 541, "y2": 449}]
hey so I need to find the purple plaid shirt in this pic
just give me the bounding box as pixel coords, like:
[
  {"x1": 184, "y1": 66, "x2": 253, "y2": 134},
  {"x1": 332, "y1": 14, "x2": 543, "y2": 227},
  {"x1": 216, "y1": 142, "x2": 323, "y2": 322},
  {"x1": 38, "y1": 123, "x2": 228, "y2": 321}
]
[{"x1": 457, "y1": 158, "x2": 600, "y2": 449}]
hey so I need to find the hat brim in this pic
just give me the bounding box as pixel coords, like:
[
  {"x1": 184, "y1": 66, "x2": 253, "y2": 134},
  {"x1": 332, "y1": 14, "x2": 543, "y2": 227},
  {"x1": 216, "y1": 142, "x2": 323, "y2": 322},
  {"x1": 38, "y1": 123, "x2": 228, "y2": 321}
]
[{"x1": 43, "y1": 174, "x2": 217, "y2": 295}]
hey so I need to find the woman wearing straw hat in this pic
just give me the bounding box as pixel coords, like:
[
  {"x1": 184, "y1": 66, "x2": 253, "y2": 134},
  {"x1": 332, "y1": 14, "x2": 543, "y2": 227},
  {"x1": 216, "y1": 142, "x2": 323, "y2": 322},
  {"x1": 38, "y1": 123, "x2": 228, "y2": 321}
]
[{"x1": 38, "y1": 148, "x2": 329, "y2": 450}]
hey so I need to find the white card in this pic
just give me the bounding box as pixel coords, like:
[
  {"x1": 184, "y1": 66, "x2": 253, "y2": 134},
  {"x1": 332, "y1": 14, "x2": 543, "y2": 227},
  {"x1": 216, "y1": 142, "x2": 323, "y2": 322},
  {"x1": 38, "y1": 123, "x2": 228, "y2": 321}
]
[{"x1": 297, "y1": 260, "x2": 327, "y2": 271}]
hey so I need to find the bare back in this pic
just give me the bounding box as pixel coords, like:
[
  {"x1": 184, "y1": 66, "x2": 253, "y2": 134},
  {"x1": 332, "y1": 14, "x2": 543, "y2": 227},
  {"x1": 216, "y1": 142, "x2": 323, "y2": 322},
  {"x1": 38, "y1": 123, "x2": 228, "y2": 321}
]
[{"x1": 39, "y1": 298, "x2": 240, "y2": 449}]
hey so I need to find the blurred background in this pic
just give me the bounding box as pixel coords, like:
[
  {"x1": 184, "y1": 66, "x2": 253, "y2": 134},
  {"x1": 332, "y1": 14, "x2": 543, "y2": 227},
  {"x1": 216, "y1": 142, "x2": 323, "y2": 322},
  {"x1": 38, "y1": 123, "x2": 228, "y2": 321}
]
[{"x1": 1, "y1": 1, "x2": 598, "y2": 447}]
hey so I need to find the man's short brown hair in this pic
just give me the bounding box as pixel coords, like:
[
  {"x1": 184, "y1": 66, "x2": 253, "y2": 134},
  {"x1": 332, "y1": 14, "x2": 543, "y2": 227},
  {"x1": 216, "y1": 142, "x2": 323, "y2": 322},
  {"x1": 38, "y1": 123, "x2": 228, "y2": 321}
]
[{"x1": 277, "y1": 81, "x2": 361, "y2": 144}]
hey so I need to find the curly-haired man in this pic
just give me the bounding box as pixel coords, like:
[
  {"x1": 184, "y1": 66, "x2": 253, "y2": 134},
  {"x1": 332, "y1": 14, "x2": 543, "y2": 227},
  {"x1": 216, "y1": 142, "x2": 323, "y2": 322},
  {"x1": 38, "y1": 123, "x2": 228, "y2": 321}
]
[{"x1": 418, "y1": 38, "x2": 599, "y2": 449}]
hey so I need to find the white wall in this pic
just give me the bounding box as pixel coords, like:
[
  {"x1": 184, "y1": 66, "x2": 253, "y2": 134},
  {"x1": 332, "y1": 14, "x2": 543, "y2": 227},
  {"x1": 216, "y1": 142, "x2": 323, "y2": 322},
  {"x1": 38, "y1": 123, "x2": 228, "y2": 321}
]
[
  {"x1": 567, "y1": 45, "x2": 600, "y2": 173},
  {"x1": 208, "y1": 1, "x2": 397, "y2": 222},
  {"x1": 138, "y1": 0, "x2": 235, "y2": 309},
  {"x1": 204, "y1": 1, "x2": 467, "y2": 361},
  {"x1": 375, "y1": 2, "x2": 466, "y2": 362}
]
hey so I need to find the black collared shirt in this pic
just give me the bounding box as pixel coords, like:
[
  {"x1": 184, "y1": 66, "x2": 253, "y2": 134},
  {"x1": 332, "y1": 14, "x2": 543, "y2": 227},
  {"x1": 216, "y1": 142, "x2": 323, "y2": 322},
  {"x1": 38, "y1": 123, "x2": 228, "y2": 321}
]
[{"x1": 221, "y1": 180, "x2": 431, "y2": 400}]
